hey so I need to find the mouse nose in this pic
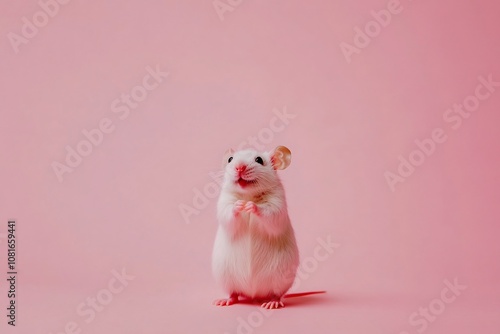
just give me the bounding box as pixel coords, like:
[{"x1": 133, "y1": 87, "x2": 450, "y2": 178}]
[{"x1": 235, "y1": 164, "x2": 247, "y2": 173}]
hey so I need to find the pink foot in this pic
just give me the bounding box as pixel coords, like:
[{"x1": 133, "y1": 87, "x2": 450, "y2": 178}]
[
  {"x1": 244, "y1": 201, "x2": 258, "y2": 214},
  {"x1": 261, "y1": 299, "x2": 284, "y2": 309},
  {"x1": 213, "y1": 294, "x2": 238, "y2": 307},
  {"x1": 233, "y1": 200, "x2": 245, "y2": 215}
]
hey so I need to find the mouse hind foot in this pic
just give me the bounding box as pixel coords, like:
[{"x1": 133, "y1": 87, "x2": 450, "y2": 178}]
[
  {"x1": 261, "y1": 296, "x2": 284, "y2": 309},
  {"x1": 213, "y1": 293, "x2": 239, "y2": 306}
]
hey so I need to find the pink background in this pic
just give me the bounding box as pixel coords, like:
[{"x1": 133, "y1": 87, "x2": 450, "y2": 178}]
[{"x1": 1, "y1": 0, "x2": 499, "y2": 333}]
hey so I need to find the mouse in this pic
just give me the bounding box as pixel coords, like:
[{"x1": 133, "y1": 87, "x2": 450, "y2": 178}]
[{"x1": 212, "y1": 145, "x2": 299, "y2": 309}]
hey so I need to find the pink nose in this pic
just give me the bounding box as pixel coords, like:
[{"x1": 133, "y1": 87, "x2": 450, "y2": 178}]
[{"x1": 235, "y1": 165, "x2": 247, "y2": 173}]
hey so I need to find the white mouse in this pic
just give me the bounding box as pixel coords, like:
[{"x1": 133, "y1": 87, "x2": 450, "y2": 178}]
[{"x1": 212, "y1": 146, "x2": 299, "y2": 309}]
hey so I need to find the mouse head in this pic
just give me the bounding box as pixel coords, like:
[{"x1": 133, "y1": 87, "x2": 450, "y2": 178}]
[{"x1": 222, "y1": 146, "x2": 291, "y2": 193}]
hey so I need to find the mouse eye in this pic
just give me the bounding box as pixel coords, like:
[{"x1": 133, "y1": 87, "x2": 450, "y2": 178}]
[
  {"x1": 228, "y1": 157, "x2": 233, "y2": 163},
  {"x1": 255, "y1": 157, "x2": 264, "y2": 165}
]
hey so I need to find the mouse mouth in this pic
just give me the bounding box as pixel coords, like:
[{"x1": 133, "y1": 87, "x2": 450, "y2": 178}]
[{"x1": 236, "y1": 177, "x2": 257, "y2": 188}]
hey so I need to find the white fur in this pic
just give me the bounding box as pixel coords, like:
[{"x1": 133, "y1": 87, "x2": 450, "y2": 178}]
[{"x1": 212, "y1": 149, "x2": 299, "y2": 300}]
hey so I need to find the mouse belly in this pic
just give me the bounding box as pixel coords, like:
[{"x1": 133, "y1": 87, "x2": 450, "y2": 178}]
[{"x1": 212, "y1": 227, "x2": 299, "y2": 299}]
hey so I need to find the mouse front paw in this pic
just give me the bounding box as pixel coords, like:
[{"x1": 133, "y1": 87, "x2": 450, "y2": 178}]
[
  {"x1": 244, "y1": 201, "x2": 258, "y2": 214},
  {"x1": 233, "y1": 200, "x2": 246, "y2": 215}
]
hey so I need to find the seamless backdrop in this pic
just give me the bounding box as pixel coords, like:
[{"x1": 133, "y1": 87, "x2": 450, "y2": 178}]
[{"x1": 0, "y1": 0, "x2": 499, "y2": 333}]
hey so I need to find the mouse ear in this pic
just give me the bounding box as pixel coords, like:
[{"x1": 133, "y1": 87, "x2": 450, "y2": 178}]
[
  {"x1": 222, "y1": 148, "x2": 234, "y2": 167},
  {"x1": 271, "y1": 146, "x2": 291, "y2": 170}
]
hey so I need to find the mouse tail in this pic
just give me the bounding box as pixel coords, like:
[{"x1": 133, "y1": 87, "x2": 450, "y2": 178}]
[{"x1": 283, "y1": 290, "x2": 326, "y2": 298}]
